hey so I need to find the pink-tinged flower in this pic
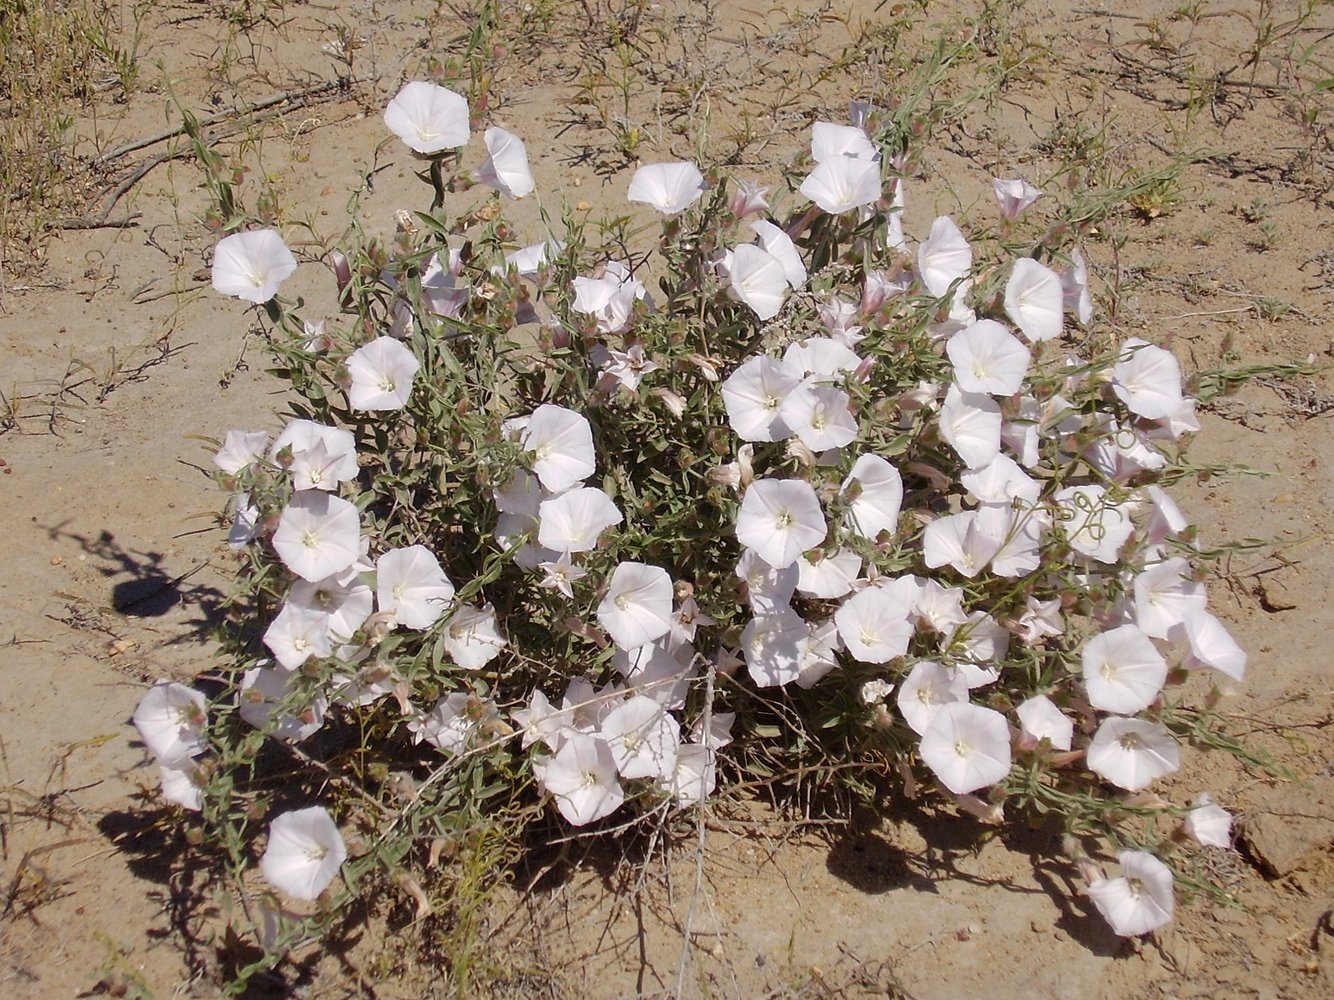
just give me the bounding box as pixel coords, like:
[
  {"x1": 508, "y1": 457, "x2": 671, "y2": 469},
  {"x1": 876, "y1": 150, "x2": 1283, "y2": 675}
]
[
  {"x1": 1004, "y1": 258, "x2": 1064, "y2": 342},
  {"x1": 376, "y1": 545, "x2": 455, "y2": 630},
  {"x1": 917, "y1": 216, "x2": 971, "y2": 297},
  {"x1": 842, "y1": 454, "x2": 903, "y2": 540},
  {"x1": 1014, "y1": 596, "x2": 1064, "y2": 645},
  {"x1": 239, "y1": 665, "x2": 326, "y2": 741},
  {"x1": 811, "y1": 121, "x2": 877, "y2": 162},
  {"x1": 211, "y1": 229, "x2": 298, "y2": 304},
  {"x1": 800, "y1": 155, "x2": 881, "y2": 214},
  {"x1": 946, "y1": 319, "x2": 1031, "y2": 396},
  {"x1": 1082, "y1": 625, "x2": 1167, "y2": 714},
  {"x1": 1061, "y1": 248, "x2": 1094, "y2": 325},
  {"x1": 919, "y1": 702, "x2": 1012, "y2": 795},
  {"x1": 410, "y1": 693, "x2": 497, "y2": 754},
  {"x1": 383, "y1": 81, "x2": 468, "y2": 153},
  {"x1": 521, "y1": 404, "x2": 596, "y2": 493},
  {"x1": 261, "y1": 806, "x2": 347, "y2": 900},
  {"x1": 537, "y1": 552, "x2": 587, "y2": 600},
  {"x1": 536, "y1": 732, "x2": 624, "y2": 825},
  {"x1": 1015, "y1": 695, "x2": 1073, "y2": 751},
  {"x1": 1112, "y1": 338, "x2": 1183, "y2": 419},
  {"x1": 476, "y1": 126, "x2": 535, "y2": 198},
  {"x1": 627, "y1": 161, "x2": 705, "y2": 214},
  {"x1": 896, "y1": 661, "x2": 968, "y2": 735},
  {"x1": 992, "y1": 177, "x2": 1042, "y2": 221},
  {"x1": 1184, "y1": 792, "x2": 1232, "y2": 848},
  {"x1": 729, "y1": 244, "x2": 788, "y2": 321},
  {"x1": 346, "y1": 337, "x2": 420, "y2": 411},
  {"x1": 597, "y1": 562, "x2": 674, "y2": 650},
  {"x1": 443, "y1": 603, "x2": 507, "y2": 669},
  {"x1": 600, "y1": 695, "x2": 680, "y2": 780},
  {"x1": 272, "y1": 491, "x2": 362, "y2": 582},
  {"x1": 742, "y1": 607, "x2": 809, "y2": 688},
  {"x1": 538, "y1": 486, "x2": 623, "y2": 553},
  {"x1": 133, "y1": 680, "x2": 207, "y2": 764},
  {"x1": 835, "y1": 586, "x2": 914, "y2": 663},
  {"x1": 721, "y1": 354, "x2": 802, "y2": 442},
  {"x1": 1055, "y1": 485, "x2": 1134, "y2": 564},
  {"x1": 735, "y1": 478, "x2": 827, "y2": 570},
  {"x1": 1087, "y1": 717, "x2": 1180, "y2": 791},
  {"x1": 600, "y1": 344, "x2": 660, "y2": 392},
  {"x1": 263, "y1": 604, "x2": 333, "y2": 671},
  {"x1": 750, "y1": 219, "x2": 807, "y2": 288},
  {"x1": 214, "y1": 429, "x2": 270, "y2": 475},
  {"x1": 1180, "y1": 611, "x2": 1246, "y2": 682},
  {"x1": 940, "y1": 385, "x2": 1002, "y2": 467},
  {"x1": 729, "y1": 179, "x2": 769, "y2": 218},
  {"x1": 779, "y1": 381, "x2": 858, "y2": 451},
  {"x1": 1087, "y1": 851, "x2": 1174, "y2": 937},
  {"x1": 571, "y1": 261, "x2": 647, "y2": 334}
]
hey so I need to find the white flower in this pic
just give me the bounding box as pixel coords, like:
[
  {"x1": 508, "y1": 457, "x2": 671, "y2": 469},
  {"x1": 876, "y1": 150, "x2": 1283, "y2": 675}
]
[
  {"x1": 992, "y1": 177, "x2": 1042, "y2": 221},
  {"x1": 1062, "y1": 248, "x2": 1094, "y2": 325},
  {"x1": 1184, "y1": 792, "x2": 1232, "y2": 848},
  {"x1": 1113, "y1": 338, "x2": 1184, "y2": 419},
  {"x1": 263, "y1": 604, "x2": 333, "y2": 671},
  {"x1": 627, "y1": 161, "x2": 705, "y2": 214},
  {"x1": 133, "y1": 680, "x2": 207, "y2": 764},
  {"x1": 597, "y1": 562, "x2": 674, "y2": 650},
  {"x1": 1082, "y1": 625, "x2": 1167, "y2": 714},
  {"x1": 239, "y1": 665, "x2": 326, "y2": 741},
  {"x1": 272, "y1": 420, "x2": 358, "y2": 486},
  {"x1": 842, "y1": 454, "x2": 903, "y2": 540},
  {"x1": 896, "y1": 661, "x2": 968, "y2": 735},
  {"x1": 158, "y1": 760, "x2": 202, "y2": 811},
  {"x1": 211, "y1": 229, "x2": 298, "y2": 304},
  {"x1": 346, "y1": 337, "x2": 420, "y2": 411},
  {"x1": 288, "y1": 575, "x2": 373, "y2": 644},
  {"x1": 272, "y1": 491, "x2": 363, "y2": 583},
  {"x1": 1180, "y1": 610, "x2": 1247, "y2": 682},
  {"x1": 940, "y1": 385, "x2": 1002, "y2": 467},
  {"x1": 800, "y1": 155, "x2": 881, "y2": 214},
  {"x1": 811, "y1": 121, "x2": 877, "y2": 162},
  {"x1": 600, "y1": 695, "x2": 679, "y2": 780},
  {"x1": 735, "y1": 478, "x2": 827, "y2": 570},
  {"x1": 735, "y1": 549, "x2": 799, "y2": 615},
  {"x1": 919, "y1": 702, "x2": 1012, "y2": 795},
  {"x1": 1087, "y1": 851, "x2": 1174, "y2": 937},
  {"x1": 835, "y1": 586, "x2": 914, "y2": 663},
  {"x1": 615, "y1": 638, "x2": 694, "y2": 710},
  {"x1": 1003, "y1": 258, "x2": 1064, "y2": 342},
  {"x1": 742, "y1": 607, "x2": 809, "y2": 688},
  {"x1": 946, "y1": 319, "x2": 1031, "y2": 396},
  {"x1": 476, "y1": 126, "x2": 535, "y2": 198},
  {"x1": 521, "y1": 404, "x2": 596, "y2": 492},
  {"x1": 383, "y1": 81, "x2": 469, "y2": 153},
  {"x1": 750, "y1": 219, "x2": 807, "y2": 288},
  {"x1": 538, "y1": 486, "x2": 623, "y2": 553},
  {"x1": 537, "y1": 552, "x2": 587, "y2": 599},
  {"x1": 537, "y1": 732, "x2": 624, "y2": 825},
  {"x1": 1015, "y1": 695, "x2": 1073, "y2": 751},
  {"x1": 213, "y1": 429, "x2": 269, "y2": 475},
  {"x1": 659, "y1": 742, "x2": 717, "y2": 806},
  {"x1": 721, "y1": 355, "x2": 802, "y2": 442},
  {"x1": 796, "y1": 548, "x2": 861, "y2": 599},
  {"x1": 729, "y1": 244, "x2": 788, "y2": 321},
  {"x1": 376, "y1": 545, "x2": 455, "y2": 630},
  {"x1": 922, "y1": 511, "x2": 1000, "y2": 578},
  {"x1": 779, "y1": 380, "x2": 858, "y2": 452},
  {"x1": 443, "y1": 603, "x2": 507, "y2": 669},
  {"x1": 1133, "y1": 558, "x2": 1206, "y2": 640},
  {"x1": 783, "y1": 337, "x2": 860, "y2": 380},
  {"x1": 410, "y1": 693, "x2": 496, "y2": 754},
  {"x1": 917, "y1": 216, "x2": 971, "y2": 297},
  {"x1": 261, "y1": 806, "x2": 347, "y2": 900},
  {"x1": 1087, "y1": 717, "x2": 1180, "y2": 791},
  {"x1": 1055, "y1": 485, "x2": 1134, "y2": 564}
]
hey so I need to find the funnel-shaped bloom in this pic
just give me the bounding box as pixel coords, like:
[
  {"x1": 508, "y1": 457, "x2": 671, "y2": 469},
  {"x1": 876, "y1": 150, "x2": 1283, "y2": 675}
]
[
  {"x1": 1181, "y1": 611, "x2": 1246, "y2": 682},
  {"x1": 1133, "y1": 558, "x2": 1206, "y2": 639},
  {"x1": 730, "y1": 244, "x2": 788, "y2": 321},
  {"x1": 538, "y1": 486, "x2": 623, "y2": 553},
  {"x1": 742, "y1": 607, "x2": 809, "y2": 687},
  {"x1": 940, "y1": 385, "x2": 1002, "y2": 468},
  {"x1": 750, "y1": 219, "x2": 807, "y2": 288},
  {"x1": 1016, "y1": 695, "x2": 1074, "y2": 751},
  {"x1": 796, "y1": 548, "x2": 861, "y2": 600},
  {"x1": 598, "y1": 561, "x2": 674, "y2": 650},
  {"x1": 722, "y1": 354, "x2": 802, "y2": 442},
  {"x1": 896, "y1": 660, "x2": 968, "y2": 735},
  {"x1": 443, "y1": 603, "x2": 507, "y2": 669},
  {"x1": 289, "y1": 575, "x2": 373, "y2": 644},
  {"x1": 1087, "y1": 717, "x2": 1179, "y2": 791},
  {"x1": 736, "y1": 478, "x2": 827, "y2": 569},
  {"x1": 376, "y1": 545, "x2": 455, "y2": 630},
  {"x1": 477, "y1": 126, "x2": 535, "y2": 198},
  {"x1": 273, "y1": 420, "x2": 358, "y2": 485},
  {"x1": 835, "y1": 586, "x2": 914, "y2": 663},
  {"x1": 261, "y1": 806, "x2": 347, "y2": 900},
  {"x1": 917, "y1": 217, "x2": 971, "y2": 297},
  {"x1": 521, "y1": 404, "x2": 596, "y2": 493},
  {"x1": 1004, "y1": 258, "x2": 1064, "y2": 342},
  {"x1": 214, "y1": 429, "x2": 269, "y2": 475},
  {"x1": 239, "y1": 665, "x2": 326, "y2": 741},
  {"x1": 383, "y1": 81, "x2": 468, "y2": 153},
  {"x1": 811, "y1": 121, "x2": 877, "y2": 162},
  {"x1": 992, "y1": 177, "x2": 1042, "y2": 221},
  {"x1": 628, "y1": 161, "x2": 705, "y2": 214},
  {"x1": 1055, "y1": 485, "x2": 1133, "y2": 564},
  {"x1": 347, "y1": 337, "x2": 420, "y2": 411},
  {"x1": 1082, "y1": 625, "x2": 1167, "y2": 714},
  {"x1": 946, "y1": 319, "x2": 1031, "y2": 396},
  {"x1": 263, "y1": 604, "x2": 333, "y2": 671},
  {"x1": 919, "y1": 701, "x2": 1012, "y2": 794},
  {"x1": 158, "y1": 761, "x2": 202, "y2": 811},
  {"x1": 660, "y1": 742, "x2": 717, "y2": 806},
  {"x1": 133, "y1": 680, "x2": 207, "y2": 764},
  {"x1": 537, "y1": 732, "x2": 624, "y2": 825},
  {"x1": 272, "y1": 491, "x2": 362, "y2": 582},
  {"x1": 1185, "y1": 793, "x2": 1232, "y2": 848},
  {"x1": 842, "y1": 454, "x2": 903, "y2": 540},
  {"x1": 601, "y1": 695, "x2": 679, "y2": 780},
  {"x1": 1087, "y1": 851, "x2": 1174, "y2": 937},
  {"x1": 779, "y1": 381, "x2": 858, "y2": 451},
  {"x1": 1062, "y1": 248, "x2": 1094, "y2": 325},
  {"x1": 800, "y1": 155, "x2": 881, "y2": 215},
  {"x1": 212, "y1": 229, "x2": 298, "y2": 304},
  {"x1": 1113, "y1": 338, "x2": 1183, "y2": 419}
]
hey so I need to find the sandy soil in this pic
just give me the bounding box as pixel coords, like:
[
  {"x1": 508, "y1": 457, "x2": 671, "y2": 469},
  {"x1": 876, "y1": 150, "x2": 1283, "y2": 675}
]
[{"x1": 2, "y1": 1, "x2": 1332, "y2": 997}]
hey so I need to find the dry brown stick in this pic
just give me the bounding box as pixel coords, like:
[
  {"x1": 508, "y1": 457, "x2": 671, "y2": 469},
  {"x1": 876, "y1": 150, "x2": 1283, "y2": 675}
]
[{"x1": 90, "y1": 74, "x2": 373, "y2": 167}]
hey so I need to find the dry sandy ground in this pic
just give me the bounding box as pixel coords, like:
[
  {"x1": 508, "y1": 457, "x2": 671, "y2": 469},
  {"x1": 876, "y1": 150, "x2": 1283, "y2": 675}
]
[{"x1": 2, "y1": 1, "x2": 1332, "y2": 997}]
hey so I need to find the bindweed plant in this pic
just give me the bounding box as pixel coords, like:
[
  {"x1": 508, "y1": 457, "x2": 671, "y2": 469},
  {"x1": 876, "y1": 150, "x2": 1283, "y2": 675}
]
[{"x1": 134, "y1": 74, "x2": 1256, "y2": 984}]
